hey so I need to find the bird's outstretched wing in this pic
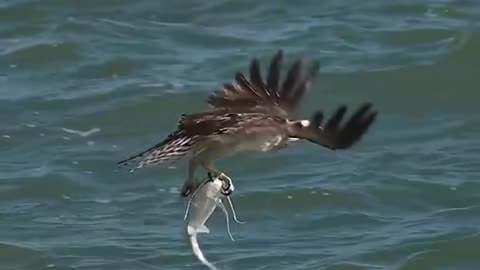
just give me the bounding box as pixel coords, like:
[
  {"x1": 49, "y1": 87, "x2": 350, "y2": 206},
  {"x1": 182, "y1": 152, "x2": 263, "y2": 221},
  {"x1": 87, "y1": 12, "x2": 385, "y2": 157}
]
[
  {"x1": 207, "y1": 50, "x2": 319, "y2": 119},
  {"x1": 307, "y1": 103, "x2": 377, "y2": 150}
]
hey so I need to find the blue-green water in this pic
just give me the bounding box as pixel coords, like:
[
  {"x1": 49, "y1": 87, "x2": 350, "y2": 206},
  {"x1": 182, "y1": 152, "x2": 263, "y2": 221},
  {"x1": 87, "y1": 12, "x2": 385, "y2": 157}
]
[{"x1": 1, "y1": 1, "x2": 480, "y2": 269}]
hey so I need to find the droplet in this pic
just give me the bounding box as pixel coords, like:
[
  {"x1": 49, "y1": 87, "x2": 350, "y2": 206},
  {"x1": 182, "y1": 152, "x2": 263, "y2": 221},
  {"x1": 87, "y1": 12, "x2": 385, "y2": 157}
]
[{"x1": 287, "y1": 195, "x2": 293, "y2": 199}]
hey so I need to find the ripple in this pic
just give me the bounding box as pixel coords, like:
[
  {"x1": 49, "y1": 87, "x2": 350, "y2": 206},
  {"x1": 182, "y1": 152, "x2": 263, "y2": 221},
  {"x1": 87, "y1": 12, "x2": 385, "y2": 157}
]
[
  {"x1": 2, "y1": 42, "x2": 80, "y2": 66},
  {"x1": 0, "y1": 174, "x2": 89, "y2": 201},
  {"x1": 61, "y1": 127, "x2": 101, "y2": 137},
  {"x1": 74, "y1": 58, "x2": 149, "y2": 79},
  {"x1": 0, "y1": 243, "x2": 47, "y2": 269},
  {"x1": 0, "y1": 1, "x2": 479, "y2": 270}
]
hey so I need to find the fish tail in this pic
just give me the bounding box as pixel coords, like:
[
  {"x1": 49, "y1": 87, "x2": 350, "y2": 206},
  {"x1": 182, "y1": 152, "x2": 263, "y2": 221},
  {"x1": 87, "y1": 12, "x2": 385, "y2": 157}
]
[{"x1": 189, "y1": 234, "x2": 219, "y2": 270}]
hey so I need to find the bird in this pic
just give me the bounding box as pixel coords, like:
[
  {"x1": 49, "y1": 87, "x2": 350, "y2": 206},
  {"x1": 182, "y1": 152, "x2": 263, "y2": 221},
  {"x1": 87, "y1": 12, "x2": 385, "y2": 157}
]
[{"x1": 117, "y1": 50, "x2": 377, "y2": 197}]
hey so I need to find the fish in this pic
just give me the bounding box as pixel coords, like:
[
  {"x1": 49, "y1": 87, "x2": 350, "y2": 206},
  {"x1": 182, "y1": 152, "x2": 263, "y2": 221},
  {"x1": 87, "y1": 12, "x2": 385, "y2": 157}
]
[{"x1": 184, "y1": 173, "x2": 245, "y2": 270}]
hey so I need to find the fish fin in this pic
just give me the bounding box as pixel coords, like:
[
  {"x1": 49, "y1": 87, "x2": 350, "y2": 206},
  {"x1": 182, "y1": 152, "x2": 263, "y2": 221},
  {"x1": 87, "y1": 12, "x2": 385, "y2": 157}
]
[
  {"x1": 187, "y1": 225, "x2": 196, "y2": 235},
  {"x1": 187, "y1": 224, "x2": 210, "y2": 235},
  {"x1": 197, "y1": 224, "x2": 210, "y2": 234}
]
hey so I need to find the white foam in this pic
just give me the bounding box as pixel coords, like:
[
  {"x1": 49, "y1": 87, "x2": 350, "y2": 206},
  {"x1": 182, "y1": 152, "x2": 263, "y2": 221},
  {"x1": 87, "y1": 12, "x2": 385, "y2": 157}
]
[
  {"x1": 169, "y1": 187, "x2": 179, "y2": 194},
  {"x1": 95, "y1": 199, "x2": 111, "y2": 204},
  {"x1": 61, "y1": 127, "x2": 101, "y2": 137}
]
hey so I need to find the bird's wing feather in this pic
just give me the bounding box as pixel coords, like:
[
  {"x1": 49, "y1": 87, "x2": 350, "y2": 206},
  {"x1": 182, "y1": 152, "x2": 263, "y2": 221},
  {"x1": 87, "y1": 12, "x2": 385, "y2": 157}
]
[
  {"x1": 178, "y1": 111, "x2": 286, "y2": 136},
  {"x1": 206, "y1": 50, "x2": 319, "y2": 118},
  {"x1": 116, "y1": 130, "x2": 196, "y2": 170},
  {"x1": 301, "y1": 103, "x2": 378, "y2": 150}
]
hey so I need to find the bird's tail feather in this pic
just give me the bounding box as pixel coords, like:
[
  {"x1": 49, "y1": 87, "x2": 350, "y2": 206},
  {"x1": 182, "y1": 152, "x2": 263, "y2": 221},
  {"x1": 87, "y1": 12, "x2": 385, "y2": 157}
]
[{"x1": 117, "y1": 130, "x2": 196, "y2": 172}]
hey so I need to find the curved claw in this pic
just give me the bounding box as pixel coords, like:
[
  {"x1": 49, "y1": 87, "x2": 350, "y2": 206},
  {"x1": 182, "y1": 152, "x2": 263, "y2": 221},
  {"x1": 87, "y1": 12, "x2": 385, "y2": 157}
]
[{"x1": 181, "y1": 178, "x2": 205, "y2": 197}]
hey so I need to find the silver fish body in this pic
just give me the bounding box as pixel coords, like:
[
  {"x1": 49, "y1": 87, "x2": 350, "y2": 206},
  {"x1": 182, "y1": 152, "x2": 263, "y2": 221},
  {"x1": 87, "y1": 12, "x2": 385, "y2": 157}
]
[
  {"x1": 185, "y1": 178, "x2": 223, "y2": 235},
  {"x1": 184, "y1": 174, "x2": 244, "y2": 270}
]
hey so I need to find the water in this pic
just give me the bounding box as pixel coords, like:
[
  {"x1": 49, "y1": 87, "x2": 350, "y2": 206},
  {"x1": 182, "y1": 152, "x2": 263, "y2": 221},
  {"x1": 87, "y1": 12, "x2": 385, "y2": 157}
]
[{"x1": 1, "y1": 0, "x2": 480, "y2": 269}]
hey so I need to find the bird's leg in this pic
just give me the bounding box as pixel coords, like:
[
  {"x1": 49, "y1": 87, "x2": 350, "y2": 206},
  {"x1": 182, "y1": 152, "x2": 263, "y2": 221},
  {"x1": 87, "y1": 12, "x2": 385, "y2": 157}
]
[
  {"x1": 203, "y1": 161, "x2": 234, "y2": 196},
  {"x1": 180, "y1": 159, "x2": 200, "y2": 197}
]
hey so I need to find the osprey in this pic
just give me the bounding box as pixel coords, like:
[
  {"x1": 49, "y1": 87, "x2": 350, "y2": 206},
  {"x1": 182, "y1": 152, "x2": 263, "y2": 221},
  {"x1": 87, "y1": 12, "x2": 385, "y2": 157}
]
[{"x1": 118, "y1": 50, "x2": 377, "y2": 196}]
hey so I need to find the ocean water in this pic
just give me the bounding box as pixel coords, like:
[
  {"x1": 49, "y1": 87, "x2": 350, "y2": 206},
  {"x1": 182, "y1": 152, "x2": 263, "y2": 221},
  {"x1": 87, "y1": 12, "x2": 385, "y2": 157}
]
[{"x1": 1, "y1": 0, "x2": 480, "y2": 269}]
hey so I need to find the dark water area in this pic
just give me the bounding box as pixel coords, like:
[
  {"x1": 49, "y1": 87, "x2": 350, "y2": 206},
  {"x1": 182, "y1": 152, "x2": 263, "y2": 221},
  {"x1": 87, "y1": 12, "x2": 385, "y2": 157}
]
[{"x1": 1, "y1": 1, "x2": 479, "y2": 269}]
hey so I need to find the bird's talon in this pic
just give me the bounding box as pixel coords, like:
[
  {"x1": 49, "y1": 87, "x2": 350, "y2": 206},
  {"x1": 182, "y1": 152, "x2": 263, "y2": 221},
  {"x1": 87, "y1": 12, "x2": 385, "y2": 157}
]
[
  {"x1": 207, "y1": 172, "x2": 234, "y2": 196},
  {"x1": 181, "y1": 179, "x2": 201, "y2": 197},
  {"x1": 181, "y1": 188, "x2": 190, "y2": 197}
]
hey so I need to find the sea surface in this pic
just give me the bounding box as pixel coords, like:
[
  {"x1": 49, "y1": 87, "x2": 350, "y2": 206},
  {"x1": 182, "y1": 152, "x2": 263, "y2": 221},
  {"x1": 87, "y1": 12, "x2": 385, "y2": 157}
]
[{"x1": 1, "y1": 1, "x2": 480, "y2": 269}]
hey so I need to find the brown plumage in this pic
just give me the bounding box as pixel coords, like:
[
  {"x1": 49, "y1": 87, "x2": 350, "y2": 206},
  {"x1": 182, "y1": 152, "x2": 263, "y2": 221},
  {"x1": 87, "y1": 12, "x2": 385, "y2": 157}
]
[{"x1": 118, "y1": 50, "x2": 377, "y2": 196}]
